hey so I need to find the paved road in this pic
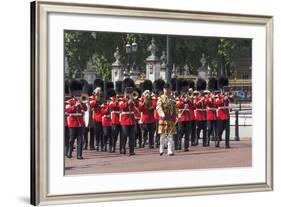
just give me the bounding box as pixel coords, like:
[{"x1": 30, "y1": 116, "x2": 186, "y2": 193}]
[{"x1": 65, "y1": 138, "x2": 252, "y2": 175}]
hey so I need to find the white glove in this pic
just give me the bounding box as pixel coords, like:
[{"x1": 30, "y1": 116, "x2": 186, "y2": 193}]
[
  {"x1": 224, "y1": 96, "x2": 228, "y2": 101},
  {"x1": 159, "y1": 111, "x2": 165, "y2": 119}
]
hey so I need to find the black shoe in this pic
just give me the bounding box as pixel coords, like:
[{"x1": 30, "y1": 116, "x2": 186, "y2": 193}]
[
  {"x1": 215, "y1": 144, "x2": 220, "y2": 148},
  {"x1": 96, "y1": 147, "x2": 99, "y2": 151},
  {"x1": 160, "y1": 152, "x2": 163, "y2": 156},
  {"x1": 226, "y1": 145, "x2": 231, "y2": 149},
  {"x1": 66, "y1": 155, "x2": 72, "y2": 159},
  {"x1": 184, "y1": 148, "x2": 189, "y2": 152},
  {"x1": 129, "y1": 152, "x2": 135, "y2": 156},
  {"x1": 168, "y1": 153, "x2": 175, "y2": 156},
  {"x1": 77, "y1": 156, "x2": 83, "y2": 160}
]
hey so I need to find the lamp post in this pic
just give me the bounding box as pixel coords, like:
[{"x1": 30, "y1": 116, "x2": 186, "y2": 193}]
[{"x1": 125, "y1": 38, "x2": 138, "y2": 79}]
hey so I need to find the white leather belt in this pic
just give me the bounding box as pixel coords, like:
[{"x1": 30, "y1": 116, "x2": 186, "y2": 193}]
[
  {"x1": 68, "y1": 113, "x2": 83, "y2": 117},
  {"x1": 103, "y1": 115, "x2": 111, "y2": 118},
  {"x1": 121, "y1": 112, "x2": 134, "y2": 115},
  {"x1": 207, "y1": 107, "x2": 217, "y2": 110},
  {"x1": 196, "y1": 109, "x2": 206, "y2": 111},
  {"x1": 112, "y1": 111, "x2": 121, "y2": 113}
]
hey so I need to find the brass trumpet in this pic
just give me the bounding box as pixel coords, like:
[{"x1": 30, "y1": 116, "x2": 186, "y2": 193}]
[
  {"x1": 132, "y1": 90, "x2": 140, "y2": 100},
  {"x1": 79, "y1": 93, "x2": 89, "y2": 104}
]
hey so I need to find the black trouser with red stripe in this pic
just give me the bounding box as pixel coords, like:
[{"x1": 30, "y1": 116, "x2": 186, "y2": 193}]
[
  {"x1": 67, "y1": 127, "x2": 83, "y2": 158},
  {"x1": 94, "y1": 121, "x2": 103, "y2": 151},
  {"x1": 190, "y1": 120, "x2": 197, "y2": 145},
  {"x1": 135, "y1": 122, "x2": 142, "y2": 148},
  {"x1": 216, "y1": 119, "x2": 230, "y2": 148},
  {"x1": 207, "y1": 120, "x2": 217, "y2": 144},
  {"x1": 142, "y1": 123, "x2": 154, "y2": 148},
  {"x1": 103, "y1": 126, "x2": 112, "y2": 152},
  {"x1": 154, "y1": 121, "x2": 160, "y2": 147},
  {"x1": 121, "y1": 125, "x2": 136, "y2": 155},
  {"x1": 64, "y1": 126, "x2": 69, "y2": 156},
  {"x1": 197, "y1": 120, "x2": 207, "y2": 146},
  {"x1": 177, "y1": 121, "x2": 191, "y2": 150},
  {"x1": 111, "y1": 124, "x2": 121, "y2": 152},
  {"x1": 89, "y1": 127, "x2": 95, "y2": 150}
]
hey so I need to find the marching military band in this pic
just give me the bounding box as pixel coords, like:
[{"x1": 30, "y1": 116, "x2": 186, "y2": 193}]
[{"x1": 64, "y1": 76, "x2": 233, "y2": 159}]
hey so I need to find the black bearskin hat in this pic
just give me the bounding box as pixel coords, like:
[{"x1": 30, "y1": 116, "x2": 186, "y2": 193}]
[
  {"x1": 208, "y1": 77, "x2": 218, "y2": 91},
  {"x1": 105, "y1": 81, "x2": 114, "y2": 90},
  {"x1": 178, "y1": 78, "x2": 189, "y2": 91},
  {"x1": 80, "y1": 79, "x2": 89, "y2": 94},
  {"x1": 115, "y1": 81, "x2": 123, "y2": 95},
  {"x1": 69, "y1": 79, "x2": 83, "y2": 96},
  {"x1": 135, "y1": 87, "x2": 142, "y2": 98},
  {"x1": 64, "y1": 80, "x2": 69, "y2": 95},
  {"x1": 171, "y1": 78, "x2": 178, "y2": 91},
  {"x1": 142, "y1": 80, "x2": 153, "y2": 92},
  {"x1": 93, "y1": 78, "x2": 104, "y2": 90},
  {"x1": 196, "y1": 78, "x2": 207, "y2": 91},
  {"x1": 106, "y1": 88, "x2": 116, "y2": 99},
  {"x1": 153, "y1": 79, "x2": 165, "y2": 93},
  {"x1": 163, "y1": 83, "x2": 171, "y2": 89},
  {"x1": 218, "y1": 76, "x2": 229, "y2": 90},
  {"x1": 122, "y1": 78, "x2": 135, "y2": 93},
  {"x1": 139, "y1": 82, "x2": 144, "y2": 93},
  {"x1": 187, "y1": 79, "x2": 195, "y2": 90},
  {"x1": 88, "y1": 84, "x2": 93, "y2": 95}
]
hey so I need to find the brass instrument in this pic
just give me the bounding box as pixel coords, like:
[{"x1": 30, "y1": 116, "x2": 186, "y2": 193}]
[
  {"x1": 79, "y1": 93, "x2": 89, "y2": 104},
  {"x1": 132, "y1": 90, "x2": 140, "y2": 100}
]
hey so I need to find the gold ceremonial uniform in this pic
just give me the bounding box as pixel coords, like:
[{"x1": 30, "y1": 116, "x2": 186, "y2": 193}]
[{"x1": 156, "y1": 94, "x2": 178, "y2": 135}]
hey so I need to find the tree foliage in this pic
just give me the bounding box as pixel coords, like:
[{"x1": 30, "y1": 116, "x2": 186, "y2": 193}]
[{"x1": 64, "y1": 30, "x2": 251, "y2": 80}]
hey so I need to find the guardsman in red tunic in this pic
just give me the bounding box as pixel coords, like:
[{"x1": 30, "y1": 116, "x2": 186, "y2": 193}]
[
  {"x1": 176, "y1": 79, "x2": 193, "y2": 151},
  {"x1": 64, "y1": 101, "x2": 69, "y2": 156},
  {"x1": 205, "y1": 91, "x2": 217, "y2": 146},
  {"x1": 139, "y1": 90, "x2": 156, "y2": 148},
  {"x1": 186, "y1": 80, "x2": 197, "y2": 146},
  {"x1": 206, "y1": 77, "x2": 219, "y2": 145},
  {"x1": 216, "y1": 77, "x2": 234, "y2": 148},
  {"x1": 90, "y1": 87, "x2": 104, "y2": 151},
  {"x1": 119, "y1": 78, "x2": 136, "y2": 156},
  {"x1": 153, "y1": 79, "x2": 165, "y2": 148},
  {"x1": 65, "y1": 97, "x2": 87, "y2": 159},
  {"x1": 108, "y1": 81, "x2": 122, "y2": 153},
  {"x1": 133, "y1": 88, "x2": 142, "y2": 148},
  {"x1": 101, "y1": 88, "x2": 116, "y2": 152},
  {"x1": 64, "y1": 81, "x2": 70, "y2": 156},
  {"x1": 195, "y1": 79, "x2": 208, "y2": 146}
]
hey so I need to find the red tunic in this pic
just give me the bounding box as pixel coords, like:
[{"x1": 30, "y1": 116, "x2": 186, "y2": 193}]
[
  {"x1": 101, "y1": 103, "x2": 111, "y2": 127},
  {"x1": 90, "y1": 97, "x2": 102, "y2": 122},
  {"x1": 119, "y1": 97, "x2": 136, "y2": 126},
  {"x1": 176, "y1": 96, "x2": 193, "y2": 122},
  {"x1": 139, "y1": 98, "x2": 156, "y2": 124},
  {"x1": 65, "y1": 99, "x2": 87, "y2": 128},
  {"x1": 108, "y1": 97, "x2": 121, "y2": 125},
  {"x1": 194, "y1": 95, "x2": 207, "y2": 121},
  {"x1": 216, "y1": 94, "x2": 233, "y2": 120},
  {"x1": 153, "y1": 96, "x2": 160, "y2": 120},
  {"x1": 205, "y1": 94, "x2": 217, "y2": 120}
]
